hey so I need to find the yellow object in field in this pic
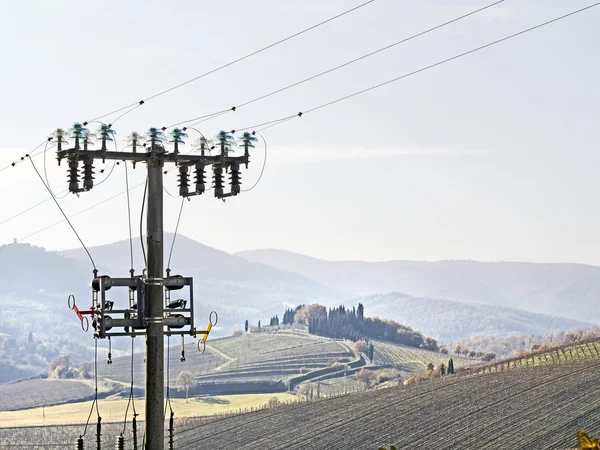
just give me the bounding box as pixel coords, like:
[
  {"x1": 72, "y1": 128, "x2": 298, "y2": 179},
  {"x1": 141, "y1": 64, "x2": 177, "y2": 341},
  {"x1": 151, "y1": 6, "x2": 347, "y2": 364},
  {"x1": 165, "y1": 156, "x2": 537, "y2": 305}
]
[{"x1": 578, "y1": 430, "x2": 600, "y2": 449}]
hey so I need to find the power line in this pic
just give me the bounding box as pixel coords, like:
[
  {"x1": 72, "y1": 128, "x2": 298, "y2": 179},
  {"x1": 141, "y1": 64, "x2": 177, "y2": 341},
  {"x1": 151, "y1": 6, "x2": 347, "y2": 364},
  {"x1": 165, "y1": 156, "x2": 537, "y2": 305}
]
[
  {"x1": 3, "y1": 3, "x2": 596, "y2": 248},
  {"x1": 86, "y1": 0, "x2": 377, "y2": 124},
  {"x1": 0, "y1": 0, "x2": 500, "y2": 224},
  {"x1": 0, "y1": 155, "x2": 121, "y2": 229},
  {"x1": 237, "y1": 2, "x2": 600, "y2": 133},
  {"x1": 0, "y1": 181, "x2": 145, "y2": 251},
  {"x1": 0, "y1": 139, "x2": 48, "y2": 175},
  {"x1": 167, "y1": 0, "x2": 504, "y2": 129},
  {"x1": 27, "y1": 155, "x2": 97, "y2": 271}
]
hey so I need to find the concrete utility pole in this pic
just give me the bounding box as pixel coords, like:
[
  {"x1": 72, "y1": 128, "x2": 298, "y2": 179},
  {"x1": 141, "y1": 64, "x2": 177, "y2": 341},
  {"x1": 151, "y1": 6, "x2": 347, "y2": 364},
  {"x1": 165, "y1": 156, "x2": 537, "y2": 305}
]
[
  {"x1": 55, "y1": 124, "x2": 256, "y2": 449},
  {"x1": 146, "y1": 154, "x2": 165, "y2": 447}
]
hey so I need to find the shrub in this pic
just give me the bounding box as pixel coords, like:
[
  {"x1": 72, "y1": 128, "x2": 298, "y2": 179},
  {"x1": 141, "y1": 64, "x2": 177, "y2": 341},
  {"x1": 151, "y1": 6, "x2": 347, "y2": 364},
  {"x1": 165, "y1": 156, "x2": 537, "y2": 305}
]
[
  {"x1": 356, "y1": 368, "x2": 373, "y2": 388},
  {"x1": 299, "y1": 367, "x2": 309, "y2": 374},
  {"x1": 376, "y1": 369, "x2": 400, "y2": 384},
  {"x1": 232, "y1": 329, "x2": 243, "y2": 337},
  {"x1": 267, "y1": 396, "x2": 281, "y2": 409},
  {"x1": 355, "y1": 340, "x2": 369, "y2": 354}
]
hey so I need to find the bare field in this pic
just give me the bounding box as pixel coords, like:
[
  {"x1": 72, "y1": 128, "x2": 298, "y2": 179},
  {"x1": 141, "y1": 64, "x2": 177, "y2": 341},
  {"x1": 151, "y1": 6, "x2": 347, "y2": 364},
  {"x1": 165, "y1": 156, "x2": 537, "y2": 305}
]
[
  {"x1": 169, "y1": 358, "x2": 600, "y2": 449},
  {"x1": 0, "y1": 392, "x2": 297, "y2": 428}
]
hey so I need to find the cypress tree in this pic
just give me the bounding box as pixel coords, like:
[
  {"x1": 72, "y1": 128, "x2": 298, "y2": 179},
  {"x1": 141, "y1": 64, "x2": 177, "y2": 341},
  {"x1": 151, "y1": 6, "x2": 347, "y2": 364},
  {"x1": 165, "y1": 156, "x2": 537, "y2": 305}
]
[
  {"x1": 244, "y1": 320, "x2": 248, "y2": 333},
  {"x1": 448, "y1": 358, "x2": 455, "y2": 375}
]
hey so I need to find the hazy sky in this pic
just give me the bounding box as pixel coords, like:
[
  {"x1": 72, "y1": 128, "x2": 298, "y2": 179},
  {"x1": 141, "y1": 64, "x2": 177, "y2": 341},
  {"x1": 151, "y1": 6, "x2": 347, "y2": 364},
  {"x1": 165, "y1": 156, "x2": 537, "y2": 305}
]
[{"x1": 0, "y1": 0, "x2": 599, "y2": 264}]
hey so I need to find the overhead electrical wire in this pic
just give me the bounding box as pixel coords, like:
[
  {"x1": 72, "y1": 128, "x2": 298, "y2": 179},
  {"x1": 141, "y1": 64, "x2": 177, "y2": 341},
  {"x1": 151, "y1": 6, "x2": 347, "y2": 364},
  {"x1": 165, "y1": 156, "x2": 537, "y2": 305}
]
[
  {"x1": 2, "y1": 3, "x2": 598, "y2": 250},
  {"x1": 236, "y1": 2, "x2": 600, "y2": 134},
  {"x1": 0, "y1": 0, "x2": 503, "y2": 223},
  {"x1": 27, "y1": 155, "x2": 97, "y2": 271},
  {"x1": 0, "y1": 139, "x2": 49, "y2": 175},
  {"x1": 85, "y1": 0, "x2": 377, "y2": 124},
  {"x1": 0, "y1": 155, "x2": 123, "y2": 230},
  {"x1": 166, "y1": 0, "x2": 505, "y2": 129},
  {"x1": 0, "y1": 181, "x2": 145, "y2": 252}
]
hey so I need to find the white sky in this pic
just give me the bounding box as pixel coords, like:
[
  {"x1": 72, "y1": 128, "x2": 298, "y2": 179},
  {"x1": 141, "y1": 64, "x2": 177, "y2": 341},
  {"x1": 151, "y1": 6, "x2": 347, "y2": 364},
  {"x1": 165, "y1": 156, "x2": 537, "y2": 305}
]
[{"x1": 0, "y1": 0, "x2": 599, "y2": 264}]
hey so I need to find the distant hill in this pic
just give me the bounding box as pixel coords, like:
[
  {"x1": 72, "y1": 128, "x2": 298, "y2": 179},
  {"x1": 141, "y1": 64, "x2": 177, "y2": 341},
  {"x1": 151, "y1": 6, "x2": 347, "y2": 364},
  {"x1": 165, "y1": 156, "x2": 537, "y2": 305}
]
[
  {"x1": 236, "y1": 249, "x2": 600, "y2": 324},
  {"x1": 360, "y1": 292, "x2": 593, "y2": 341}
]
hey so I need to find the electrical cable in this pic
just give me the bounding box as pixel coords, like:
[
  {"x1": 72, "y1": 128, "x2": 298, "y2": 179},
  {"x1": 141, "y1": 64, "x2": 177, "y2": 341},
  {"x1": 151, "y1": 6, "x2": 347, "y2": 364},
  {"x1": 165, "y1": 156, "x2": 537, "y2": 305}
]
[
  {"x1": 0, "y1": 145, "x2": 122, "y2": 230},
  {"x1": 124, "y1": 161, "x2": 135, "y2": 274},
  {"x1": 27, "y1": 155, "x2": 97, "y2": 271},
  {"x1": 236, "y1": 2, "x2": 600, "y2": 134},
  {"x1": 167, "y1": 198, "x2": 185, "y2": 272},
  {"x1": 165, "y1": 336, "x2": 175, "y2": 450},
  {"x1": 166, "y1": 0, "x2": 504, "y2": 129},
  {"x1": 5, "y1": 2, "x2": 596, "y2": 243},
  {"x1": 0, "y1": 181, "x2": 145, "y2": 251},
  {"x1": 241, "y1": 134, "x2": 267, "y2": 192},
  {"x1": 42, "y1": 141, "x2": 59, "y2": 198},
  {"x1": 140, "y1": 176, "x2": 148, "y2": 272},
  {"x1": 81, "y1": 340, "x2": 101, "y2": 438},
  {"x1": 122, "y1": 338, "x2": 138, "y2": 436},
  {"x1": 86, "y1": 0, "x2": 376, "y2": 124},
  {"x1": 0, "y1": 139, "x2": 48, "y2": 175}
]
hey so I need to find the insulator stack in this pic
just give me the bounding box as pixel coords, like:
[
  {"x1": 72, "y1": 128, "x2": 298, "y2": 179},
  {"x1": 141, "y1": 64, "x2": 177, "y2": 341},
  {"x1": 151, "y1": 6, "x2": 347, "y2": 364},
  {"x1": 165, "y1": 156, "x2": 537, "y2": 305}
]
[
  {"x1": 68, "y1": 159, "x2": 80, "y2": 193},
  {"x1": 213, "y1": 166, "x2": 224, "y2": 198},
  {"x1": 77, "y1": 436, "x2": 84, "y2": 450},
  {"x1": 82, "y1": 157, "x2": 95, "y2": 191},
  {"x1": 168, "y1": 412, "x2": 175, "y2": 450},
  {"x1": 229, "y1": 162, "x2": 241, "y2": 195},
  {"x1": 178, "y1": 166, "x2": 189, "y2": 197},
  {"x1": 96, "y1": 417, "x2": 102, "y2": 450},
  {"x1": 132, "y1": 416, "x2": 138, "y2": 450},
  {"x1": 194, "y1": 163, "x2": 206, "y2": 195},
  {"x1": 115, "y1": 435, "x2": 125, "y2": 450}
]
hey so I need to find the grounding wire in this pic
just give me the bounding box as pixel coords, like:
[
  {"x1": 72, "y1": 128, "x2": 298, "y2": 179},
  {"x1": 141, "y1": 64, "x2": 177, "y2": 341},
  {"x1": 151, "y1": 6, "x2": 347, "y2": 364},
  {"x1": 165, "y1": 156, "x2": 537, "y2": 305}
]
[
  {"x1": 27, "y1": 155, "x2": 97, "y2": 271},
  {"x1": 85, "y1": 0, "x2": 376, "y2": 124},
  {"x1": 236, "y1": 2, "x2": 600, "y2": 134}
]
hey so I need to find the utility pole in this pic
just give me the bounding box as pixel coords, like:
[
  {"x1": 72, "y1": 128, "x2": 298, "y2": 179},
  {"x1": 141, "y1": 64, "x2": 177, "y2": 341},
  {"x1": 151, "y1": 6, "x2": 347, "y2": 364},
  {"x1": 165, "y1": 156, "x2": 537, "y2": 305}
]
[
  {"x1": 56, "y1": 124, "x2": 256, "y2": 449},
  {"x1": 146, "y1": 153, "x2": 165, "y2": 447}
]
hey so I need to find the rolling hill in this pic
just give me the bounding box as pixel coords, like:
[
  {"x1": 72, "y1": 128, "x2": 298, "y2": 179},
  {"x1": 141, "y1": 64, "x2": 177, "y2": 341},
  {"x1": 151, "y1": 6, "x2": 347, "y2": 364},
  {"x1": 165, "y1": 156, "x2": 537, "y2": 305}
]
[
  {"x1": 237, "y1": 248, "x2": 600, "y2": 324},
  {"x1": 361, "y1": 292, "x2": 592, "y2": 341},
  {"x1": 171, "y1": 353, "x2": 600, "y2": 449},
  {"x1": 10, "y1": 349, "x2": 595, "y2": 448}
]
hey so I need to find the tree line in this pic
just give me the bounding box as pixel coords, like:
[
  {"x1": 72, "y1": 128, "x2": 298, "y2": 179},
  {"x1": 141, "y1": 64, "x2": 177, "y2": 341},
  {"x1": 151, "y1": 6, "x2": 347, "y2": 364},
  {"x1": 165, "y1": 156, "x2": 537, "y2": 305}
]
[{"x1": 282, "y1": 303, "x2": 438, "y2": 351}]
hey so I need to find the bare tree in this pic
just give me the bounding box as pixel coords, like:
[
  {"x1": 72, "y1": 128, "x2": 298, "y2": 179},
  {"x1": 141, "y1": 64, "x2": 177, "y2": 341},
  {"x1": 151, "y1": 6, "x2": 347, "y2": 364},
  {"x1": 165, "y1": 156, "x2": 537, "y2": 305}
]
[
  {"x1": 176, "y1": 371, "x2": 196, "y2": 403},
  {"x1": 356, "y1": 368, "x2": 373, "y2": 389}
]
